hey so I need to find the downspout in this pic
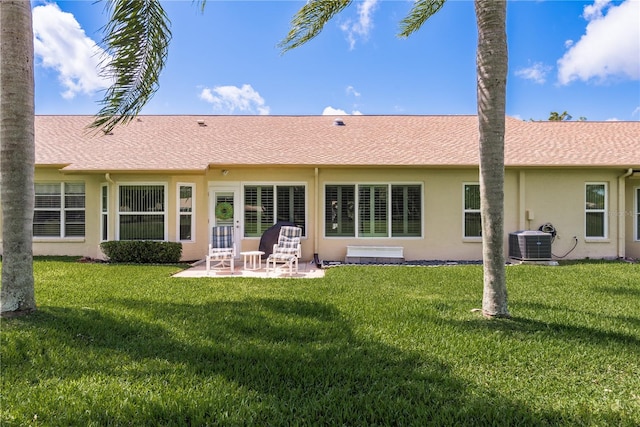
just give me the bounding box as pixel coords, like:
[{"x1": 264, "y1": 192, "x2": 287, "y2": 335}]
[
  {"x1": 313, "y1": 168, "x2": 321, "y2": 267},
  {"x1": 617, "y1": 168, "x2": 633, "y2": 259},
  {"x1": 518, "y1": 170, "x2": 526, "y2": 230},
  {"x1": 103, "y1": 173, "x2": 116, "y2": 256}
]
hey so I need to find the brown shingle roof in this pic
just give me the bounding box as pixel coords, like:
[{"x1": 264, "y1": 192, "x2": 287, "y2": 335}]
[{"x1": 34, "y1": 115, "x2": 640, "y2": 172}]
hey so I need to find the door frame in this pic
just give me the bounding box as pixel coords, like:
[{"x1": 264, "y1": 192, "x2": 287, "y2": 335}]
[{"x1": 209, "y1": 183, "x2": 242, "y2": 255}]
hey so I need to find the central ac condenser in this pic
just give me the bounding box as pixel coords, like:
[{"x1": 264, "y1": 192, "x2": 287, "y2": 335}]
[{"x1": 508, "y1": 231, "x2": 552, "y2": 261}]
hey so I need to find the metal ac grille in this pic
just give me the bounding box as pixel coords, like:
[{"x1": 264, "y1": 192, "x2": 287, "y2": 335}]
[{"x1": 508, "y1": 231, "x2": 552, "y2": 261}]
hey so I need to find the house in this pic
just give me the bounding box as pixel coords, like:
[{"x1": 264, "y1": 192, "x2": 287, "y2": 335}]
[{"x1": 5, "y1": 115, "x2": 640, "y2": 263}]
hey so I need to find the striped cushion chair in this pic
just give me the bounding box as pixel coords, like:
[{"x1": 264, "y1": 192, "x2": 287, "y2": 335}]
[
  {"x1": 206, "y1": 226, "x2": 235, "y2": 274},
  {"x1": 266, "y1": 226, "x2": 302, "y2": 276}
]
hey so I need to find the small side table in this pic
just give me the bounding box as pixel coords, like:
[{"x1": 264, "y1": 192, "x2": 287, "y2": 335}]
[{"x1": 240, "y1": 251, "x2": 265, "y2": 270}]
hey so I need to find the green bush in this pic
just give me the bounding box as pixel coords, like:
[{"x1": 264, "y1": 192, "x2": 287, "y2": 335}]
[{"x1": 100, "y1": 240, "x2": 182, "y2": 264}]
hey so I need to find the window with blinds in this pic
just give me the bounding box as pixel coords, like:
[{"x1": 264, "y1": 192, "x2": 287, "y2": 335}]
[
  {"x1": 34, "y1": 182, "x2": 85, "y2": 238},
  {"x1": 464, "y1": 183, "x2": 481, "y2": 238},
  {"x1": 636, "y1": 188, "x2": 640, "y2": 241},
  {"x1": 118, "y1": 184, "x2": 166, "y2": 240},
  {"x1": 101, "y1": 184, "x2": 108, "y2": 241},
  {"x1": 244, "y1": 185, "x2": 306, "y2": 237},
  {"x1": 325, "y1": 183, "x2": 422, "y2": 238},
  {"x1": 391, "y1": 185, "x2": 421, "y2": 237},
  {"x1": 585, "y1": 183, "x2": 607, "y2": 238},
  {"x1": 276, "y1": 185, "x2": 305, "y2": 233},
  {"x1": 325, "y1": 185, "x2": 355, "y2": 237},
  {"x1": 359, "y1": 185, "x2": 388, "y2": 237},
  {"x1": 178, "y1": 184, "x2": 195, "y2": 241}
]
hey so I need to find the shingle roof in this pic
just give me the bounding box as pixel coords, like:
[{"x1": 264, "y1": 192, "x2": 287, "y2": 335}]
[{"x1": 35, "y1": 115, "x2": 640, "y2": 172}]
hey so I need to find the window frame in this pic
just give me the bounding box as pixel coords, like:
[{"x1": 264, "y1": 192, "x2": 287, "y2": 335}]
[
  {"x1": 177, "y1": 183, "x2": 196, "y2": 242},
  {"x1": 462, "y1": 182, "x2": 482, "y2": 240},
  {"x1": 324, "y1": 182, "x2": 423, "y2": 239},
  {"x1": 635, "y1": 186, "x2": 640, "y2": 242},
  {"x1": 585, "y1": 182, "x2": 608, "y2": 239},
  {"x1": 33, "y1": 182, "x2": 86, "y2": 239},
  {"x1": 116, "y1": 183, "x2": 168, "y2": 241},
  {"x1": 242, "y1": 182, "x2": 307, "y2": 238},
  {"x1": 100, "y1": 184, "x2": 109, "y2": 242}
]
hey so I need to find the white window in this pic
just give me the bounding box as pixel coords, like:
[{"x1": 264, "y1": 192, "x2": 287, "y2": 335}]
[
  {"x1": 463, "y1": 183, "x2": 481, "y2": 238},
  {"x1": 585, "y1": 183, "x2": 607, "y2": 238},
  {"x1": 34, "y1": 182, "x2": 85, "y2": 238},
  {"x1": 177, "y1": 184, "x2": 195, "y2": 242},
  {"x1": 325, "y1": 184, "x2": 422, "y2": 238},
  {"x1": 101, "y1": 184, "x2": 109, "y2": 242},
  {"x1": 244, "y1": 184, "x2": 306, "y2": 237},
  {"x1": 635, "y1": 187, "x2": 640, "y2": 241},
  {"x1": 117, "y1": 184, "x2": 167, "y2": 240}
]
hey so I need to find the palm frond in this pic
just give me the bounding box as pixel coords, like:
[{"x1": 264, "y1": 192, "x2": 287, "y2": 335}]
[
  {"x1": 90, "y1": 0, "x2": 171, "y2": 133},
  {"x1": 399, "y1": 0, "x2": 447, "y2": 38},
  {"x1": 193, "y1": 0, "x2": 206, "y2": 14},
  {"x1": 278, "y1": 0, "x2": 352, "y2": 52}
]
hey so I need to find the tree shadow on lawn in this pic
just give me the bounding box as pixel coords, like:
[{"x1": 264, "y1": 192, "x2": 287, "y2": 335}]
[
  {"x1": 594, "y1": 284, "x2": 640, "y2": 298},
  {"x1": 447, "y1": 306, "x2": 640, "y2": 423},
  {"x1": 14, "y1": 300, "x2": 587, "y2": 426},
  {"x1": 503, "y1": 301, "x2": 640, "y2": 347}
]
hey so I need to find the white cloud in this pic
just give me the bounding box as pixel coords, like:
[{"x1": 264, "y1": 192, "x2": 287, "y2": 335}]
[
  {"x1": 340, "y1": 0, "x2": 378, "y2": 50},
  {"x1": 199, "y1": 84, "x2": 270, "y2": 115},
  {"x1": 346, "y1": 85, "x2": 361, "y2": 97},
  {"x1": 322, "y1": 106, "x2": 362, "y2": 115},
  {"x1": 557, "y1": 0, "x2": 640, "y2": 85},
  {"x1": 515, "y1": 62, "x2": 553, "y2": 84},
  {"x1": 582, "y1": 0, "x2": 611, "y2": 20},
  {"x1": 33, "y1": 4, "x2": 111, "y2": 99}
]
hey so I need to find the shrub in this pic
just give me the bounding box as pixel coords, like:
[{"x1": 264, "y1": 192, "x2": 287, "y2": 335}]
[{"x1": 100, "y1": 241, "x2": 182, "y2": 264}]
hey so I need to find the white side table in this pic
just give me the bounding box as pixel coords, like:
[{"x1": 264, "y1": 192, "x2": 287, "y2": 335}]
[{"x1": 240, "y1": 251, "x2": 265, "y2": 270}]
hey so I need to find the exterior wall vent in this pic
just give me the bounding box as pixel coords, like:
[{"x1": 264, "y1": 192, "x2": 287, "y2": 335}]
[
  {"x1": 508, "y1": 231, "x2": 552, "y2": 261},
  {"x1": 333, "y1": 118, "x2": 345, "y2": 126}
]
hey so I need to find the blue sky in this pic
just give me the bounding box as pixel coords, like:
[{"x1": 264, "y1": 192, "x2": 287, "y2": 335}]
[{"x1": 33, "y1": 0, "x2": 639, "y2": 121}]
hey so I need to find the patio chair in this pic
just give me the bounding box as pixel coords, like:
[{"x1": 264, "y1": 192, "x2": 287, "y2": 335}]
[
  {"x1": 206, "y1": 225, "x2": 235, "y2": 274},
  {"x1": 266, "y1": 226, "x2": 302, "y2": 276}
]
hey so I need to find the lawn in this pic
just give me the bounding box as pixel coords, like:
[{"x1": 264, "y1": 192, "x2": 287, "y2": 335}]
[{"x1": 1, "y1": 258, "x2": 639, "y2": 426}]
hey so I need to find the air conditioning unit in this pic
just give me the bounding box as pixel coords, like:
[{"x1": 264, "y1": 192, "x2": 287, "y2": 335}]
[{"x1": 508, "y1": 231, "x2": 552, "y2": 261}]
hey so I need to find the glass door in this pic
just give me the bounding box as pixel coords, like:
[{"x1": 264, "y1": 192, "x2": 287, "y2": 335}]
[{"x1": 210, "y1": 187, "x2": 241, "y2": 254}]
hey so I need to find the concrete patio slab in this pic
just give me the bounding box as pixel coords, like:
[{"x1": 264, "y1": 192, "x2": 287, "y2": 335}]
[{"x1": 173, "y1": 260, "x2": 325, "y2": 279}]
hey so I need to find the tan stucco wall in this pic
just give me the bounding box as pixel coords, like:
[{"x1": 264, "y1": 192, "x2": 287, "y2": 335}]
[
  {"x1": 3, "y1": 166, "x2": 632, "y2": 262},
  {"x1": 103, "y1": 172, "x2": 210, "y2": 261},
  {"x1": 516, "y1": 169, "x2": 620, "y2": 260},
  {"x1": 315, "y1": 167, "x2": 484, "y2": 261},
  {"x1": 12, "y1": 169, "x2": 105, "y2": 259}
]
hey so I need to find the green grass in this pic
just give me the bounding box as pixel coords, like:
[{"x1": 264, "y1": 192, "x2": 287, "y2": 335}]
[{"x1": 1, "y1": 259, "x2": 639, "y2": 426}]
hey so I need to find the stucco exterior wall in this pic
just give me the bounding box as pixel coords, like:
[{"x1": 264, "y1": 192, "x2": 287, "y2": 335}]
[
  {"x1": 27, "y1": 169, "x2": 104, "y2": 258},
  {"x1": 3, "y1": 166, "x2": 630, "y2": 263},
  {"x1": 517, "y1": 168, "x2": 621, "y2": 260},
  {"x1": 315, "y1": 167, "x2": 484, "y2": 261}
]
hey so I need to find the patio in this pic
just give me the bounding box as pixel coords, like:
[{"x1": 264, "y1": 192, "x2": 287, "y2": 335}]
[{"x1": 173, "y1": 259, "x2": 325, "y2": 279}]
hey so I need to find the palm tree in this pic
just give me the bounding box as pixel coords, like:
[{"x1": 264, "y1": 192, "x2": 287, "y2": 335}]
[
  {"x1": 0, "y1": 0, "x2": 37, "y2": 316},
  {"x1": 0, "y1": 0, "x2": 172, "y2": 316},
  {"x1": 474, "y1": 1, "x2": 509, "y2": 318},
  {"x1": 280, "y1": 0, "x2": 509, "y2": 318},
  {"x1": 549, "y1": 111, "x2": 572, "y2": 121},
  {"x1": 90, "y1": 0, "x2": 172, "y2": 133}
]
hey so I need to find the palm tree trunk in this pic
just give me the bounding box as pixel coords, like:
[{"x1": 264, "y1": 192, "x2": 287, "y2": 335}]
[
  {"x1": 474, "y1": 0, "x2": 509, "y2": 318},
  {"x1": 0, "y1": 0, "x2": 36, "y2": 316}
]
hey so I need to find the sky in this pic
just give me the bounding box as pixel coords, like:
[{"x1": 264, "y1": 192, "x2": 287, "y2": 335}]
[{"x1": 32, "y1": 0, "x2": 640, "y2": 122}]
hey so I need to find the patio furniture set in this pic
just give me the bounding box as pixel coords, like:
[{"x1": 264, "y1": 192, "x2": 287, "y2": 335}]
[{"x1": 205, "y1": 225, "x2": 302, "y2": 276}]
